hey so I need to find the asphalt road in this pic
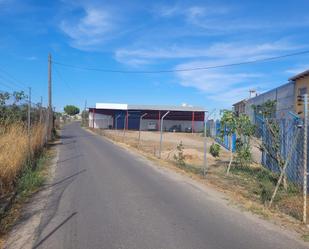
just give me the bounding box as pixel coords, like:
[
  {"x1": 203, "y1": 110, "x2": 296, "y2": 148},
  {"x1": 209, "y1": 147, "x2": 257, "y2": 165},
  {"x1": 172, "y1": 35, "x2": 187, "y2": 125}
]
[{"x1": 34, "y1": 122, "x2": 307, "y2": 249}]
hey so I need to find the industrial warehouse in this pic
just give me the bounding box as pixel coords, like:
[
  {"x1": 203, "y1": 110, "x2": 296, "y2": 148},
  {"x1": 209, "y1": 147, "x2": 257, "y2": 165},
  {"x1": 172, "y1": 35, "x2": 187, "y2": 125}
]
[{"x1": 88, "y1": 103, "x2": 205, "y2": 132}]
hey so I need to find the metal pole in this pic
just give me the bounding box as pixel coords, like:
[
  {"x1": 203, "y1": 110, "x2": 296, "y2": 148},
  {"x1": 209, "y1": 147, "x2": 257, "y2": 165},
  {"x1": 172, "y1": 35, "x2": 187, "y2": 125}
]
[
  {"x1": 138, "y1": 113, "x2": 148, "y2": 147},
  {"x1": 28, "y1": 87, "x2": 31, "y2": 157},
  {"x1": 48, "y1": 53, "x2": 52, "y2": 140},
  {"x1": 92, "y1": 108, "x2": 95, "y2": 129},
  {"x1": 84, "y1": 99, "x2": 87, "y2": 126},
  {"x1": 203, "y1": 111, "x2": 209, "y2": 176},
  {"x1": 159, "y1": 111, "x2": 170, "y2": 158},
  {"x1": 123, "y1": 113, "x2": 127, "y2": 138},
  {"x1": 115, "y1": 114, "x2": 121, "y2": 130},
  {"x1": 158, "y1": 111, "x2": 161, "y2": 131},
  {"x1": 192, "y1": 111, "x2": 195, "y2": 133},
  {"x1": 303, "y1": 93, "x2": 308, "y2": 224},
  {"x1": 39, "y1": 96, "x2": 43, "y2": 124}
]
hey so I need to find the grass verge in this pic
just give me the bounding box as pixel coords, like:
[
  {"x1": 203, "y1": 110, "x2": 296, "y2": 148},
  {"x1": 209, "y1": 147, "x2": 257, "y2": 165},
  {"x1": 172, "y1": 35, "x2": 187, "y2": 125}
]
[{"x1": 0, "y1": 147, "x2": 55, "y2": 247}]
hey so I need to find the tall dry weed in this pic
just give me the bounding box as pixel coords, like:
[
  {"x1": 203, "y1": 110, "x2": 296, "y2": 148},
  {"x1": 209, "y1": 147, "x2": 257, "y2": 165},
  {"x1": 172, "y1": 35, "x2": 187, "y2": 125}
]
[{"x1": 0, "y1": 123, "x2": 46, "y2": 195}]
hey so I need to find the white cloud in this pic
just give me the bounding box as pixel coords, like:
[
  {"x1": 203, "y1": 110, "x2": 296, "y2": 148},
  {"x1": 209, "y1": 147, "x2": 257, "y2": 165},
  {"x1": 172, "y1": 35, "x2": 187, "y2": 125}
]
[
  {"x1": 60, "y1": 5, "x2": 114, "y2": 50},
  {"x1": 115, "y1": 40, "x2": 300, "y2": 65},
  {"x1": 285, "y1": 64, "x2": 309, "y2": 75},
  {"x1": 24, "y1": 56, "x2": 38, "y2": 61},
  {"x1": 175, "y1": 60, "x2": 263, "y2": 106},
  {"x1": 175, "y1": 60, "x2": 261, "y2": 91}
]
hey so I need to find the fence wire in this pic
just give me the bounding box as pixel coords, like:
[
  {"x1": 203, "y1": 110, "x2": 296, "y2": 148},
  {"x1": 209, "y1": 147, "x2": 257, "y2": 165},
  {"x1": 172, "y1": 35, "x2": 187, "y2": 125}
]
[{"x1": 254, "y1": 116, "x2": 307, "y2": 222}]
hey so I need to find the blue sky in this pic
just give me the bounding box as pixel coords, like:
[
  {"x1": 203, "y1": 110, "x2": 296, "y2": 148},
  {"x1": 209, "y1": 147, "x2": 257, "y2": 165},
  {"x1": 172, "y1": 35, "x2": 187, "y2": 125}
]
[{"x1": 0, "y1": 0, "x2": 309, "y2": 113}]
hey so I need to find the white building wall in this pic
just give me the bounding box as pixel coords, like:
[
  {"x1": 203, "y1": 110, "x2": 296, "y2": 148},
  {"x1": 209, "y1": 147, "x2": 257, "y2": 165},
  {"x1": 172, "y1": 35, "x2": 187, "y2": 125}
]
[
  {"x1": 89, "y1": 113, "x2": 114, "y2": 129},
  {"x1": 140, "y1": 119, "x2": 204, "y2": 132}
]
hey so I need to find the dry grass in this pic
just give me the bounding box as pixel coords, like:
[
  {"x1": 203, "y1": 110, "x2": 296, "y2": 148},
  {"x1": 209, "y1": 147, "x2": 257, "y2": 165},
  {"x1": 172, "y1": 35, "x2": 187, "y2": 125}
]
[{"x1": 0, "y1": 123, "x2": 46, "y2": 196}]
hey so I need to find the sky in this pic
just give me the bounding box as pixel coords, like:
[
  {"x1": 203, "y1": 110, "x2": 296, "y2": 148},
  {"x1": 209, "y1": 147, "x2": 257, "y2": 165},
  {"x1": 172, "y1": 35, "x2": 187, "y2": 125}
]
[{"x1": 0, "y1": 0, "x2": 309, "y2": 114}]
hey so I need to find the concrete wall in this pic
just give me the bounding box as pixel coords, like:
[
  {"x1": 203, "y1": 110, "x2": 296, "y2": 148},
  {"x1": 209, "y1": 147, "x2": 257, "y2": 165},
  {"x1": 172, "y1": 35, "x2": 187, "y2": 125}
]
[
  {"x1": 245, "y1": 82, "x2": 295, "y2": 122},
  {"x1": 140, "y1": 119, "x2": 204, "y2": 132},
  {"x1": 89, "y1": 113, "x2": 114, "y2": 129}
]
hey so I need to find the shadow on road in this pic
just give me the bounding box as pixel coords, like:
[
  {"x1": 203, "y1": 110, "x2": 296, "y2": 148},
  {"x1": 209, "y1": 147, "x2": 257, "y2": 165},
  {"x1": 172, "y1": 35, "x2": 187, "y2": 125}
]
[
  {"x1": 32, "y1": 212, "x2": 78, "y2": 249},
  {"x1": 42, "y1": 169, "x2": 87, "y2": 191}
]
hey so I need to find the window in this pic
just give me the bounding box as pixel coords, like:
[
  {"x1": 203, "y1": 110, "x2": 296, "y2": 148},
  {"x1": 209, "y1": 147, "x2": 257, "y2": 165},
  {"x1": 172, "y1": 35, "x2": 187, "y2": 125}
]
[{"x1": 299, "y1": 87, "x2": 307, "y2": 95}]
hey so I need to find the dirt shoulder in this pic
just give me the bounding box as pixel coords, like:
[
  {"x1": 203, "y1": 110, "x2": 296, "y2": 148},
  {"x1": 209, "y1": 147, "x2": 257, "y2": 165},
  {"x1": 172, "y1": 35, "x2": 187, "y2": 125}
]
[{"x1": 1, "y1": 143, "x2": 59, "y2": 249}]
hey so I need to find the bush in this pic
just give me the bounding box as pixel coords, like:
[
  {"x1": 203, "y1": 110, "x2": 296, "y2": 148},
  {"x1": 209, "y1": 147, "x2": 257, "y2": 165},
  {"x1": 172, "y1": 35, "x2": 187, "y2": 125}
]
[
  {"x1": 234, "y1": 139, "x2": 252, "y2": 167},
  {"x1": 260, "y1": 180, "x2": 274, "y2": 204},
  {"x1": 174, "y1": 141, "x2": 186, "y2": 167},
  {"x1": 209, "y1": 143, "x2": 220, "y2": 157}
]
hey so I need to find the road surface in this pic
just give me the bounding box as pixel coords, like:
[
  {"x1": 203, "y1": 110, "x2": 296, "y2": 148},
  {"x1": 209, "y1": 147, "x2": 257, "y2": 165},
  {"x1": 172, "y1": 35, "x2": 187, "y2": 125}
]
[{"x1": 34, "y1": 122, "x2": 307, "y2": 249}]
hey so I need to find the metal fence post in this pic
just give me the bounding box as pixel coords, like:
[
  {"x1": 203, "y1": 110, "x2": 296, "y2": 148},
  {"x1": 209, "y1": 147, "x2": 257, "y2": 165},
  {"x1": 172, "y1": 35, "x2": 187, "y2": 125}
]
[
  {"x1": 115, "y1": 114, "x2": 121, "y2": 130},
  {"x1": 28, "y1": 87, "x2": 31, "y2": 158},
  {"x1": 303, "y1": 93, "x2": 308, "y2": 224},
  {"x1": 159, "y1": 111, "x2": 170, "y2": 158},
  {"x1": 138, "y1": 113, "x2": 147, "y2": 148},
  {"x1": 203, "y1": 111, "x2": 209, "y2": 177}
]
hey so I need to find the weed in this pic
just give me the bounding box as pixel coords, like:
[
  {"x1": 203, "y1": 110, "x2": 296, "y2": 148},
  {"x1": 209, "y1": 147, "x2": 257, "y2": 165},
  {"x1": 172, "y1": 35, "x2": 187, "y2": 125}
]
[
  {"x1": 17, "y1": 166, "x2": 44, "y2": 198},
  {"x1": 0, "y1": 123, "x2": 46, "y2": 196},
  {"x1": 174, "y1": 141, "x2": 185, "y2": 167},
  {"x1": 301, "y1": 234, "x2": 309, "y2": 242}
]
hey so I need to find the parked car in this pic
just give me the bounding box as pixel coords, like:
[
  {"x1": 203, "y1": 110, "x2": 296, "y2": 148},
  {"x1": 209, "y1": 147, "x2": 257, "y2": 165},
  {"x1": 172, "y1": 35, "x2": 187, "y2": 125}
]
[
  {"x1": 168, "y1": 124, "x2": 181, "y2": 132},
  {"x1": 185, "y1": 127, "x2": 192, "y2": 133}
]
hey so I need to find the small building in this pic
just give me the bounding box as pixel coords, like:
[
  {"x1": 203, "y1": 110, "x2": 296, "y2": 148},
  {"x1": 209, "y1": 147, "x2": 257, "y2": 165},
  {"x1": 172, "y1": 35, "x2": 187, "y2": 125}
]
[
  {"x1": 245, "y1": 82, "x2": 295, "y2": 122},
  {"x1": 88, "y1": 103, "x2": 205, "y2": 132},
  {"x1": 232, "y1": 69, "x2": 309, "y2": 122},
  {"x1": 289, "y1": 69, "x2": 309, "y2": 118},
  {"x1": 233, "y1": 99, "x2": 247, "y2": 116}
]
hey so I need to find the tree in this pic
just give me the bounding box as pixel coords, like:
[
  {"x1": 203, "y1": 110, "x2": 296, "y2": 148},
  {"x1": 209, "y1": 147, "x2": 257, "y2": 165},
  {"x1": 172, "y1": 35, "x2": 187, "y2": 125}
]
[
  {"x1": 64, "y1": 105, "x2": 80, "y2": 116},
  {"x1": 253, "y1": 100, "x2": 288, "y2": 190},
  {"x1": 220, "y1": 110, "x2": 237, "y2": 175},
  {"x1": 220, "y1": 110, "x2": 255, "y2": 174}
]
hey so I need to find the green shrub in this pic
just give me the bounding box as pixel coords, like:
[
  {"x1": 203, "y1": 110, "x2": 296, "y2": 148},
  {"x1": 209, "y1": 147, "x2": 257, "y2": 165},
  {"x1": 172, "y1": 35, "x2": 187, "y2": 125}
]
[
  {"x1": 235, "y1": 139, "x2": 252, "y2": 167},
  {"x1": 209, "y1": 143, "x2": 220, "y2": 157}
]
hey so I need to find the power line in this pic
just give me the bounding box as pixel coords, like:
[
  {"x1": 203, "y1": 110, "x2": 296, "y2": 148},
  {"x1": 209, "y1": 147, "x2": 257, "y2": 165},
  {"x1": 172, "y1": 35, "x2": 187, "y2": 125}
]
[
  {"x1": 0, "y1": 66, "x2": 41, "y2": 98},
  {"x1": 52, "y1": 50, "x2": 309, "y2": 74},
  {"x1": 54, "y1": 66, "x2": 84, "y2": 103}
]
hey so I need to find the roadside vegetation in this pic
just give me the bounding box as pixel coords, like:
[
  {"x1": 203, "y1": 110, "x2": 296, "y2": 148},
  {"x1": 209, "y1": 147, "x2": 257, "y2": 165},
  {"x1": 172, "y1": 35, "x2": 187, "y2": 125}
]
[{"x1": 0, "y1": 91, "x2": 57, "y2": 243}]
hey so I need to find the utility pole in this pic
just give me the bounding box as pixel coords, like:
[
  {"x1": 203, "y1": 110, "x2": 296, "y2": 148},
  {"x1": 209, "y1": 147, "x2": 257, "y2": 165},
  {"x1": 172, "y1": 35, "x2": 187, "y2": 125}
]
[
  {"x1": 28, "y1": 87, "x2": 31, "y2": 157},
  {"x1": 84, "y1": 100, "x2": 87, "y2": 111},
  {"x1": 303, "y1": 93, "x2": 308, "y2": 224},
  {"x1": 84, "y1": 99, "x2": 87, "y2": 126},
  {"x1": 48, "y1": 53, "x2": 52, "y2": 140},
  {"x1": 39, "y1": 96, "x2": 43, "y2": 123},
  {"x1": 159, "y1": 111, "x2": 170, "y2": 158}
]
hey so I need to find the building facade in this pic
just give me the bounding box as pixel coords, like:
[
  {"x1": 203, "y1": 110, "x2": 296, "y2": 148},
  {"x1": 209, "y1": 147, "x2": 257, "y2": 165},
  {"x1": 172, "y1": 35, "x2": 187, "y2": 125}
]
[
  {"x1": 88, "y1": 103, "x2": 205, "y2": 132},
  {"x1": 245, "y1": 82, "x2": 295, "y2": 122},
  {"x1": 232, "y1": 69, "x2": 309, "y2": 122},
  {"x1": 290, "y1": 69, "x2": 309, "y2": 118}
]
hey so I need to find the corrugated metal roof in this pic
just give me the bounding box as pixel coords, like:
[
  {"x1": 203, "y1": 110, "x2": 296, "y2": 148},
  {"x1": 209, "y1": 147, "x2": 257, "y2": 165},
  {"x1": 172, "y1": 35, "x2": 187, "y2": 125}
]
[
  {"x1": 95, "y1": 103, "x2": 205, "y2": 112},
  {"x1": 289, "y1": 69, "x2": 309, "y2": 81}
]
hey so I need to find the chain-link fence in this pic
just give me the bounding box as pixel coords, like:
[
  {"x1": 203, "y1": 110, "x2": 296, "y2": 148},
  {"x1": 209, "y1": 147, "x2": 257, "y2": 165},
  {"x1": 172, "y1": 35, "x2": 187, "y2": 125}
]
[{"x1": 253, "y1": 115, "x2": 308, "y2": 222}]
